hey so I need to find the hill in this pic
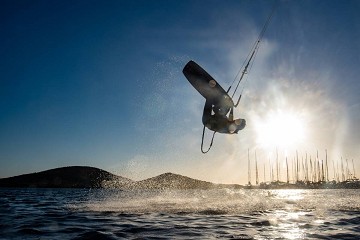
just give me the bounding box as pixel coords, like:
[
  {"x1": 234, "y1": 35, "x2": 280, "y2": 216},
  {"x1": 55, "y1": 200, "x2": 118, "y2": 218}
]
[
  {"x1": 0, "y1": 166, "x2": 133, "y2": 188},
  {"x1": 0, "y1": 166, "x2": 244, "y2": 189},
  {"x1": 133, "y1": 172, "x2": 216, "y2": 190}
]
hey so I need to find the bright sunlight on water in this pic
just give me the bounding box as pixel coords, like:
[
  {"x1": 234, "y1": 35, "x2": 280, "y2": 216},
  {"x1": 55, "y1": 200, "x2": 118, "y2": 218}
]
[{"x1": 1, "y1": 188, "x2": 360, "y2": 239}]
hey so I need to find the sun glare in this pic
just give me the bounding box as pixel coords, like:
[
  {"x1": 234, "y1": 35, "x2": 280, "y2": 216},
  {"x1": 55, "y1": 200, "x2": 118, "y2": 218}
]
[{"x1": 255, "y1": 110, "x2": 306, "y2": 150}]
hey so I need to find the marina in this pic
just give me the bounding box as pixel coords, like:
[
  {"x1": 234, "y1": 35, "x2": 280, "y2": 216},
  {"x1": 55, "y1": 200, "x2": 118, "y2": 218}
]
[{"x1": 246, "y1": 149, "x2": 359, "y2": 189}]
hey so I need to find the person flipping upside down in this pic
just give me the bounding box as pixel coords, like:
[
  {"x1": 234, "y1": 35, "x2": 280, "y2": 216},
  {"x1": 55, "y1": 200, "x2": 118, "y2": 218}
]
[{"x1": 202, "y1": 92, "x2": 246, "y2": 134}]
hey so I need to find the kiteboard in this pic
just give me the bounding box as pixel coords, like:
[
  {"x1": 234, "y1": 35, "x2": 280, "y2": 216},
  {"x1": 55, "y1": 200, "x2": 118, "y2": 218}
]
[{"x1": 183, "y1": 60, "x2": 234, "y2": 115}]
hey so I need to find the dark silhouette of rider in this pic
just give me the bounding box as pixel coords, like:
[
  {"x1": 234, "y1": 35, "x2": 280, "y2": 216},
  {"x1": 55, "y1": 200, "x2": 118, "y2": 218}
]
[{"x1": 202, "y1": 99, "x2": 246, "y2": 134}]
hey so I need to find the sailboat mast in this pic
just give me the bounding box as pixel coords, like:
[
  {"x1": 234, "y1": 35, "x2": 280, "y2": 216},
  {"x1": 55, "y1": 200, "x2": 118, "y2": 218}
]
[
  {"x1": 286, "y1": 157, "x2": 289, "y2": 184},
  {"x1": 292, "y1": 157, "x2": 295, "y2": 184},
  {"x1": 305, "y1": 153, "x2": 309, "y2": 183},
  {"x1": 269, "y1": 158, "x2": 273, "y2": 182},
  {"x1": 296, "y1": 151, "x2": 299, "y2": 182},
  {"x1": 255, "y1": 150, "x2": 259, "y2": 185},
  {"x1": 276, "y1": 148, "x2": 279, "y2": 182},
  {"x1": 309, "y1": 155, "x2": 313, "y2": 182},
  {"x1": 332, "y1": 157, "x2": 336, "y2": 181},
  {"x1": 263, "y1": 163, "x2": 266, "y2": 183},
  {"x1": 317, "y1": 160, "x2": 320, "y2": 182},
  {"x1": 325, "y1": 149, "x2": 329, "y2": 182},
  {"x1": 341, "y1": 157, "x2": 345, "y2": 182},
  {"x1": 352, "y1": 159, "x2": 356, "y2": 179},
  {"x1": 248, "y1": 148, "x2": 251, "y2": 185},
  {"x1": 321, "y1": 159, "x2": 325, "y2": 182}
]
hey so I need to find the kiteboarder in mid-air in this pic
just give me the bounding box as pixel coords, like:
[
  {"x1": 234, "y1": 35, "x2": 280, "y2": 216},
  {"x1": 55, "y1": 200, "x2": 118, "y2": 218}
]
[
  {"x1": 182, "y1": 3, "x2": 276, "y2": 153},
  {"x1": 183, "y1": 60, "x2": 246, "y2": 153},
  {"x1": 183, "y1": 60, "x2": 246, "y2": 135}
]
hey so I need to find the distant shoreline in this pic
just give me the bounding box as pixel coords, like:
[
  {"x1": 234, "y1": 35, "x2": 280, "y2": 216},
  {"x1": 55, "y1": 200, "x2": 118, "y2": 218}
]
[{"x1": 0, "y1": 166, "x2": 359, "y2": 190}]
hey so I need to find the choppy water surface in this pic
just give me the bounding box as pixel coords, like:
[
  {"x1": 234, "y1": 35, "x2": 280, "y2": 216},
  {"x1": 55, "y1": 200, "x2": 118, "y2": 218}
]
[{"x1": 1, "y1": 188, "x2": 360, "y2": 239}]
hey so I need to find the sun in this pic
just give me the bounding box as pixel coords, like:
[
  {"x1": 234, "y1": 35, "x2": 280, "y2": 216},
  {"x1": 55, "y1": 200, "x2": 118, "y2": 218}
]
[{"x1": 254, "y1": 110, "x2": 307, "y2": 150}]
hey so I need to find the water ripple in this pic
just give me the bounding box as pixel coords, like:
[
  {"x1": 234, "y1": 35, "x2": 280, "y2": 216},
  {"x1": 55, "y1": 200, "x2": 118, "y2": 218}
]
[{"x1": 1, "y1": 188, "x2": 360, "y2": 239}]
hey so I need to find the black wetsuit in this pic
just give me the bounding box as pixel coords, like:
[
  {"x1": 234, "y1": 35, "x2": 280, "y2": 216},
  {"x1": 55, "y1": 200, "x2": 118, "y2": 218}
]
[{"x1": 202, "y1": 99, "x2": 246, "y2": 134}]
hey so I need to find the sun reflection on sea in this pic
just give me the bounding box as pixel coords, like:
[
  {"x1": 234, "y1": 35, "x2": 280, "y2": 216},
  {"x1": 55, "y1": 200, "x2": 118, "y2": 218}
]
[
  {"x1": 274, "y1": 189, "x2": 305, "y2": 201},
  {"x1": 267, "y1": 190, "x2": 307, "y2": 239}
]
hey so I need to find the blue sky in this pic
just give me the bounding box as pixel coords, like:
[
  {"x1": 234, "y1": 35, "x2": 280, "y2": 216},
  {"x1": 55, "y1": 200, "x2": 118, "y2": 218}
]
[{"x1": 1, "y1": 0, "x2": 359, "y2": 184}]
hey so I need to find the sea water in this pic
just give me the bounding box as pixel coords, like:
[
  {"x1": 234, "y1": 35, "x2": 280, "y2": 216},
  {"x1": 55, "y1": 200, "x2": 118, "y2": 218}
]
[{"x1": 1, "y1": 188, "x2": 359, "y2": 239}]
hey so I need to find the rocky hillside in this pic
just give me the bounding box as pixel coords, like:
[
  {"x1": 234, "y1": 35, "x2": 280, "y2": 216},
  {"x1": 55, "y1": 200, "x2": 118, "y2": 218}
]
[
  {"x1": 132, "y1": 172, "x2": 216, "y2": 190},
  {"x1": 0, "y1": 166, "x2": 133, "y2": 188},
  {"x1": 0, "y1": 166, "x2": 243, "y2": 189}
]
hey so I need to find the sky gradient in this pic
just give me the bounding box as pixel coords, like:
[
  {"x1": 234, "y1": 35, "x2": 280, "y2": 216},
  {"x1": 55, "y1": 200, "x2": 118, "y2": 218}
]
[{"x1": 1, "y1": 0, "x2": 359, "y2": 184}]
